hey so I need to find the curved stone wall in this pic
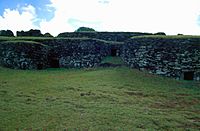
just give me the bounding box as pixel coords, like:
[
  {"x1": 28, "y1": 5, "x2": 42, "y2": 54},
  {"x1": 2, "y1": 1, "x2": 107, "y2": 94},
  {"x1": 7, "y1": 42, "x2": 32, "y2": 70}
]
[
  {"x1": 44, "y1": 38, "x2": 111, "y2": 68},
  {"x1": 0, "y1": 41, "x2": 48, "y2": 69},
  {"x1": 0, "y1": 35, "x2": 200, "y2": 81},
  {"x1": 0, "y1": 38, "x2": 111, "y2": 69},
  {"x1": 121, "y1": 36, "x2": 200, "y2": 80}
]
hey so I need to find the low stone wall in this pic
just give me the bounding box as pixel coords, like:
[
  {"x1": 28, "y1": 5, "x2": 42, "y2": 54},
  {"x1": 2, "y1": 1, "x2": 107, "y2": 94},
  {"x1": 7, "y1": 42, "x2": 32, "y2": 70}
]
[
  {"x1": 0, "y1": 41, "x2": 48, "y2": 69},
  {"x1": 121, "y1": 36, "x2": 200, "y2": 80}
]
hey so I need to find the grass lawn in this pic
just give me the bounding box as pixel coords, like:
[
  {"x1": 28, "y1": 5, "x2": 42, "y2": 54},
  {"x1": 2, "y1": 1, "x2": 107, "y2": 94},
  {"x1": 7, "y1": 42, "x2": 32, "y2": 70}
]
[
  {"x1": 101, "y1": 56, "x2": 124, "y2": 65},
  {"x1": 0, "y1": 66, "x2": 200, "y2": 130}
]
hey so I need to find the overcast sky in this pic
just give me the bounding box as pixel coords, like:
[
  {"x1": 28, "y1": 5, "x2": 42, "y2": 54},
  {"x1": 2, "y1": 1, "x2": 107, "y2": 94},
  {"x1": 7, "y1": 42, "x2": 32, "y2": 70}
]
[{"x1": 0, "y1": 0, "x2": 200, "y2": 36}]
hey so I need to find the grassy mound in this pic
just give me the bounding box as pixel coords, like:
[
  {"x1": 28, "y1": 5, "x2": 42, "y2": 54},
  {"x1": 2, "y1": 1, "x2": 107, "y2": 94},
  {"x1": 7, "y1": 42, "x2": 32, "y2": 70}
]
[{"x1": 0, "y1": 66, "x2": 199, "y2": 130}]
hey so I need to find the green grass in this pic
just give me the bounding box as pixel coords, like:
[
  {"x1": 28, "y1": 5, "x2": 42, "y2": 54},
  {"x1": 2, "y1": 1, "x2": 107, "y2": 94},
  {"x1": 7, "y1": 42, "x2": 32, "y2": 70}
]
[
  {"x1": 101, "y1": 56, "x2": 124, "y2": 65},
  {"x1": 1, "y1": 40, "x2": 46, "y2": 46},
  {"x1": 132, "y1": 35, "x2": 200, "y2": 39},
  {"x1": 92, "y1": 38, "x2": 124, "y2": 45},
  {"x1": 0, "y1": 37, "x2": 123, "y2": 45},
  {"x1": 0, "y1": 66, "x2": 200, "y2": 130},
  {"x1": 0, "y1": 36, "x2": 91, "y2": 43}
]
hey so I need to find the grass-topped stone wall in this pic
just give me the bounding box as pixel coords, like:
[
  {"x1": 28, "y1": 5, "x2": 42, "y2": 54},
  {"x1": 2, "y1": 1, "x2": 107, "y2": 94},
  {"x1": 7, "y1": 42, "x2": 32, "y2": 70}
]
[
  {"x1": 58, "y1": 32, "x2": 153, "y2": 42},
  {"x1": 0, "y1": 40, "x2": 48, "y2": 69},
  {"x1": 0, "y1": 37, "x2": 112, "y2": 69},
  {"x1": 1, "y1": 35, "x2": 200, "y2": 81},
  {"x1": 122, "y1": 35, "x2": 200, "y2": 80},
  {"x1": 43, "y1": 38, "x2": 111, "y2": 68}
]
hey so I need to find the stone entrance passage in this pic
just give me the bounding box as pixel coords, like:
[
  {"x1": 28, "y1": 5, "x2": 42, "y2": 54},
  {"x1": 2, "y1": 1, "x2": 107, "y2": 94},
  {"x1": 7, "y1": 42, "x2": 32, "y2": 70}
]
[
  {"x1": 184, "y1": 71, "x2": 194, "y2": 80},
  {"x1": 49, "y1": 57, "x2": 60, "y2": 68},
  {"x1": 37, "y1": 63, "x2": 43, "y2": 70},
  {"x1": 111, "y1": 49, "x2": 117, "y2": 56}
]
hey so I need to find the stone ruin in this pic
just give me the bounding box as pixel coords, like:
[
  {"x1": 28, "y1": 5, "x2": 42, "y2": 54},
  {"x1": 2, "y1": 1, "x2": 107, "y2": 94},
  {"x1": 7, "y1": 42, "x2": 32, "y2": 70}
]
[
  {"x1": 122, "y1": 36, "x2": 200, "y2": 81},
  {"x1": 0, "y1": 31, "x2": 200, "y2": 81}
]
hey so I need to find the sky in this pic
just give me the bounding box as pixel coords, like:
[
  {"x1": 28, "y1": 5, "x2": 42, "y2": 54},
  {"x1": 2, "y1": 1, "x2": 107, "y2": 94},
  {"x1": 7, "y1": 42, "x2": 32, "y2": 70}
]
[{"x1": 0, "y1": 0, "x2": 200, "y2": 36}]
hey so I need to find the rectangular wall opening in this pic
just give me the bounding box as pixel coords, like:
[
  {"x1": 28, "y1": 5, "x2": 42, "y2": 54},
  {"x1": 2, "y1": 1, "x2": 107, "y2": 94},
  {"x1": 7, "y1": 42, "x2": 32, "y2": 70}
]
[
  {"x1": 49, "y1": 57, "x2": 60, "y2": 68},
  {"x1": 184, "y1": 71, "x2": 194, "y2": 80},
  {"x1": 111, "y1": 49, "x2": 117, "y2": 56},
  {"x1": 37, "y1": 64, "x2": 43, "y2": 70}
]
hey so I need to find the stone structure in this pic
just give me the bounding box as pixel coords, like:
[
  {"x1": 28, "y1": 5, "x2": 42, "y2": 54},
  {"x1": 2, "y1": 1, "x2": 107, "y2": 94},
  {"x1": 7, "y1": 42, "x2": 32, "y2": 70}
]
[
  {"x1": 17, "y1": 29, "x2": 43, "y2": 37},
  {"x1": 0, "y1": 38, "x2": 111, "y2": 69},
  {"x1": 121, "y1": 36, "x2": 200, "y2": 80},
  {"x1": 58, "y1": 32, "x2": 152, "y2": 42},
  {"x1": 0, "y1": 32, "x2": 200, "y2": 81},
  {"x1": 44, "y1": 38, "x2": 110, "y2": 68},
  {"x1": 0, "y1": 41, "x2": 48, "y2": 69}
]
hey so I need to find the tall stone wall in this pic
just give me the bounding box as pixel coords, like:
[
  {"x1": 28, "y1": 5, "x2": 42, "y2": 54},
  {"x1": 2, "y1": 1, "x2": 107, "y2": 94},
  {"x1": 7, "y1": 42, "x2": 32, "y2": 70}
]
[{"x1": 121, "y1": 36, "x2": 200, "y2": 80}]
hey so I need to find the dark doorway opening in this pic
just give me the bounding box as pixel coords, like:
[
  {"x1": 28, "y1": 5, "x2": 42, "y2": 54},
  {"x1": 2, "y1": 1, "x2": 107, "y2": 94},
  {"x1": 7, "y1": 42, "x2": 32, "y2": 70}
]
[
  {"x1": 111, "y1": 49, "x2": 117, "y2": 56},
  {"x1": 37, "y1": 64, "x2": 43, "y2": 70},
  {"x1": 184, "y1": 71, "x2": 194, "y2": 80},
  {"x1": 49, "y1": 57, "x2": 60, "y2": 68}
]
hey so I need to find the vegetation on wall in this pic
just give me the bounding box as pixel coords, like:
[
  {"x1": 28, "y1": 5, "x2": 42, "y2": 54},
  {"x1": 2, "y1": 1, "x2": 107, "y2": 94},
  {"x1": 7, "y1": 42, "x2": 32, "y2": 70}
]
[
  {"x1": 17, "y1": 29, "x2": 44, "y2": 37},
  {"x1": 44, "y1": 32, "x2": 53, "y2": 37},
  {"x1": 75, "y1": 27, "x2": 96, "y2": 32},
  {"x1": 0, "y1": 30, "x2": 14, "y2": 37},
  {"x1": 154, "y1": 32, "x2": 166, "y2": 35}
]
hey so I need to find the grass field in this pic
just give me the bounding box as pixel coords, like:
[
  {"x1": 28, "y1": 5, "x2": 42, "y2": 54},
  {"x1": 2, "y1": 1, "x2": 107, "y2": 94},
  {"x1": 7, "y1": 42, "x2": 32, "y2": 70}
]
[{"x1": 0, "y1": 65, "x2": 200, "y2": 130}]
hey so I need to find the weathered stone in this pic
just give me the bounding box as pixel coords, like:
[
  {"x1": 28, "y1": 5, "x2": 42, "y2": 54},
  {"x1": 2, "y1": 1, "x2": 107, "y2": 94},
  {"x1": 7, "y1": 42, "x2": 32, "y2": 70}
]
[
  {"x1": 0, "y1": 41, "x2": 48, "y2": 69},
  {"x1": 121, "y1": 37, "x2": 200, "y2": 81},
  {"x1": 0, "y1": 33, "x2": 200, "y2": 81}
]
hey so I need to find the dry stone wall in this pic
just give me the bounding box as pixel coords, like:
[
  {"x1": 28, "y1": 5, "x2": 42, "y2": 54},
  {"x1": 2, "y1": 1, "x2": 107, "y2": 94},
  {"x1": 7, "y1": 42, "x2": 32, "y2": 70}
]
[
  {"x1": 0, "y1": 38, "x2": 110, "y2": 69},
  {"x1": 0, "y1": 41, "x2": 48, "y2": 69},
  {"x1": 0, "y1": 34, "x2": 200, "y2": 81},
  {"x1": 43, "y1": 39, "x2": 110, "y2": 68},
  {"x1": 121, "y1": 37, "x2": 200, "y2": 80}
]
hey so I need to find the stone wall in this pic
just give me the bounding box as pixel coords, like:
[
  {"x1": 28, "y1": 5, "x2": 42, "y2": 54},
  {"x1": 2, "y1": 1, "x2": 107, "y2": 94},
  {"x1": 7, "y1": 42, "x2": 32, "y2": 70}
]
[
  {"x1": 43, "y1": 38, "x2": 110, "y2": 68},
  {"x1": 0, "y1": 41, "x2": 48, "y2": 69},
  {"x1": 121, "y1": 36, "x2": 200, "y2": 80},
  {"x1": 1, "y1": 35, "x2": 200, "y2": 81},
  {"x1": 0, "y1": 38, "x2": 111, "y2": 69}
]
